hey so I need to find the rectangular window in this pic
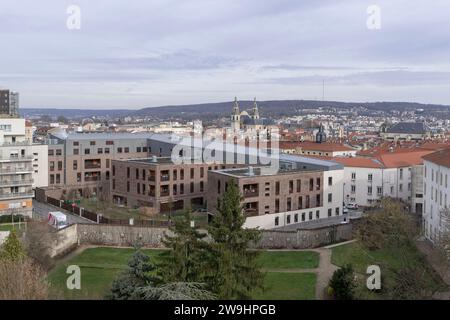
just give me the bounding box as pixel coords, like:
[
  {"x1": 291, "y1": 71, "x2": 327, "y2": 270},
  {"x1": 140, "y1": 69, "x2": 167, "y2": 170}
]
[
  {"x1": 328, "y1": 177, "x2": 332, "y2": 186},
  {"x1": 328, "y1": 193, "x2": 332, "y2": 203},
  {"x1": 296, "y1": 179, "x2": 301, "y2": 192},
  {"x1": 73, "y1": 149, "x2": 79, "y2": 155},
  {"x1": 84, "y1": 149, "x2": 90, "y2": 155},
  {"x1": 73, "y1": 160, "x2": 77, "y2": 170},
  {"x1": 98, "y1": 148, "x2": 103, "y2": 154},
  {"x1": 105, "y1": 148, "x2": 110, "y2": 154},
  {"x1": 48, "y1": 150, "x2": 54, "y2": 156}
]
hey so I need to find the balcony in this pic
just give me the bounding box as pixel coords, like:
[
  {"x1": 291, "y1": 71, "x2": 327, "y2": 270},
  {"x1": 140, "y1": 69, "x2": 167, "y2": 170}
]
[
  {"x1": 243, "y1": 184, "x2": 259, "y2": 198},
  {"x1": 0, "y1": 192, "x2": 34, "y2": 200},
  {"x1": 0, "y1": 167, "x2": 33, "y2": 174},
  {"x1": 0, "y1": 179, "x2": 33, "y2": 187},
  {"x1": 244, "y1": 208, "x2": 259, "y2": 217},
  {"x1": 0, "y1": 155, "x2": 34, "y2": 162},
  {"x1": 0, "y1": 207, "x2": 32, "y2": 216},
  {"x1": 84, "y1": 159, "x2": 101, "y2": 169}
]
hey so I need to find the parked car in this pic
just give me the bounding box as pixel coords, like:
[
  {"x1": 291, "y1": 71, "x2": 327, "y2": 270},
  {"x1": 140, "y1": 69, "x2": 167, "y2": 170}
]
[{"x1": 346, "y1": 203, "x2": 359, "y2": 210}]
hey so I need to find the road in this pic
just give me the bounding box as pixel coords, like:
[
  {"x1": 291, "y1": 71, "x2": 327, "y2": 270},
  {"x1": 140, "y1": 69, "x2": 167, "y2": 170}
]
[{"x1": 32, "y1": 199, "x2": 93, "y2": 225}]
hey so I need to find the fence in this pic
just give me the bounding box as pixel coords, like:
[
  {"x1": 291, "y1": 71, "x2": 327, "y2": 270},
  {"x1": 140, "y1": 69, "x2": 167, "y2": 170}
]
[{"x1": 43, "y1": 196, "x2": 172, "y2": 228}]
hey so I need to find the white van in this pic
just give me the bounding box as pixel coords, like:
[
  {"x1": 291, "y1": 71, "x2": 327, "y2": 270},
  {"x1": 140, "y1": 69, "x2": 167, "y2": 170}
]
[{"x1": 48, "y1": 211, "x2": 68, "y2": 229}]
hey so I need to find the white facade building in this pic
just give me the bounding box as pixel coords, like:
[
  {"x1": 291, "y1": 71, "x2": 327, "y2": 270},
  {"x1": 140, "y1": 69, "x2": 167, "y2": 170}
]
[{"x1": 423, "y1": 149, "x2": 450, "y2": 243}]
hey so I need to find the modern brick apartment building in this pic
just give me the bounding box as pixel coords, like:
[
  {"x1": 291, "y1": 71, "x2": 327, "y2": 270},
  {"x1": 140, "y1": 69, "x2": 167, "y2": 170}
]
[
  {"x1": 206, "y1": 158, "x2": 344, "y2": 229},
  {"x1": 111, "y1": 157, "x2": 239, "y2": 213},
  {"x1": 47, "y1": 131, "x2": 151, "y2": 197}
]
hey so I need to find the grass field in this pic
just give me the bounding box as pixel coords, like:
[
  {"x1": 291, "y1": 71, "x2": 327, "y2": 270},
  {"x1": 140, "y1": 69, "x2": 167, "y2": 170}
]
[
  {"x1": 257, "y1": 250, "x2": 319, "y2": 269},
  {"x1": 48, "y1": 247, "x2": 317, "y2": 300},
  {"x1": 0, "y1": 223, "x2": 26, "y2": 233},
  {"x1": 331, "y1": 242, "x2": 446, "y2": 299}
]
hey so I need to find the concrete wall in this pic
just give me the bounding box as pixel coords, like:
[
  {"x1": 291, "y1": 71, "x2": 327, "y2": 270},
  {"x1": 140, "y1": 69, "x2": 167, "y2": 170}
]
[
  {"x1": 251, "y1": 223, "x2": 354, "y2": 249},
  {"x1": 51, "y1": 220, "x2": 355, "y2": 254},
  {"x1": 51, "y1": 224, "x2": 78, "y2": 257},
  {"x1": 77, "y1": 224, "x2": 171, "y2": 247}
]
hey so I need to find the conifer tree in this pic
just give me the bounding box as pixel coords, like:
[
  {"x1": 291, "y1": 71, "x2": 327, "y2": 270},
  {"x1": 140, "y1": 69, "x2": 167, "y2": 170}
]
[
  {"x1": 0, "y1": 230, "x2": 26, "y2": 262},
  {"x1": 206, "y1": 180, "x2": 264, "y2": 299},
  {"x1": 158, "y1": 210, "x2": 209, "y2": 283}
]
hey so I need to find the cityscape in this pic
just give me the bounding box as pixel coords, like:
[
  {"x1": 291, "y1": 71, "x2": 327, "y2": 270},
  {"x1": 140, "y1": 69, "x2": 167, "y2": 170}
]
[{"x1": 1, "y1": 0, "x2": 450, "y2": 312}]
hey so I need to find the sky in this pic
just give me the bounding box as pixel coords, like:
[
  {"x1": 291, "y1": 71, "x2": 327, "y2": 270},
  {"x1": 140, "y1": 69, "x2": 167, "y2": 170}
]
[{"x1": 1, "y1": 0, "x2": 450, "y2": 109}]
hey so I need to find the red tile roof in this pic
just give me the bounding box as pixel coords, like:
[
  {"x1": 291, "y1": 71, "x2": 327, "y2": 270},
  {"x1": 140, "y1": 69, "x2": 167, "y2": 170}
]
[
  {"x1": 422, "y1": 148, "x2": 450, "y2": 168},
  {"x1": 279, "y1": 141, "x2": 354, "y2": 152}
]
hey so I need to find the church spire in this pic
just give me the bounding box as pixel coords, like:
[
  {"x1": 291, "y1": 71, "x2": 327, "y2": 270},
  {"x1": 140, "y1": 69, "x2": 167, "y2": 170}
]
[
  {"x1": 252, "y1": 97, "x2": 260, "y2": 119},
  {"x1": 232, "y1": 96, "x2": 240, "y2": 115}
]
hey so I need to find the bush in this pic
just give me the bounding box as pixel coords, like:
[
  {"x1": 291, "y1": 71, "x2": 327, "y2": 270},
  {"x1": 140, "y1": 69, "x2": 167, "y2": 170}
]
[{"x1": 328, "y1": 264, "x2": 356, "y2": 300}]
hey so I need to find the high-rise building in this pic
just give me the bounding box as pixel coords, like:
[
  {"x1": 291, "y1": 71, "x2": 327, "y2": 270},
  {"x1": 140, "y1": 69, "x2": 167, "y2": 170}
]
[{"x1": 0, "y1": 90, "x2": 19, "y2": 117}]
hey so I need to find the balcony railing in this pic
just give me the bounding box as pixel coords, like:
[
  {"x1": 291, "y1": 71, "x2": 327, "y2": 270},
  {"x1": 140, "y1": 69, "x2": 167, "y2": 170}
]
[
  {"x1": 0, "y1": 207, "x2": 32, "y2": 216},
  {"x1": 243, "y1": 190, "x2": 259, "y2": 198},
  {"x1": 84, "y1": 176, "x2": 100, "y2": 182},
  {"x1": 0, "y1": 192, "x2": 34, "y2": 200},
  {"x1": 0, "y1": 155, "x2": 34, "y2": 162},
  {"x1": 0, "y1": 179, "x2": 33, "y2": 186},
  {"x1": 0, "y1": 167, "x2": 33, "y2": 174},
  {"x1": 85, "y1": 164, "x2": 102, "y2": 169},
  {"x1": 244, "y1": 209, "x2": 259, "y2": 217},
  {"x1": 160, "y1": 175, "x2": 170, "y2": 182},
  {"x1": 160, "y1": 190, "x2": 170, "y2": 197}
]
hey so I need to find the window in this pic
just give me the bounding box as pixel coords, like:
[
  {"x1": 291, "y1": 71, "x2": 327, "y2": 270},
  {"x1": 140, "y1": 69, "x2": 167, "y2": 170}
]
[
  {"x1": 112, "y1": 165, "x2": 116, "y2": 176},
  {"x1": 73, "y1": 149, "x2": 79, "y2": 155},
  {"x1": 77, "y1": 173, "x2": 82, "y2": 183},
  {"x1": 309, "y1": 211, "x2": 313, "y2": 220},
  {"x1": 351, "y1": 185, "x2": 356, "y2": 193},
  {"x1": 180, "y1": 169, "x2": 184, "y2": 180},
  {"x1": 190, "y1": 168, "x2": 194, "y2": 179},
  {"x1": 328, "y1": 208, "x2": 332, "y2": 217},
  {"x1": 317, "y1": 178, "x2": 321, "y2": 190},
  {"x1": 127, "y1": 181, "x2": 130, "y2": 192},
  {"x1": 335, "y1": 207, "x2": 340, "y2": 216},
  {"x1": 275, "y1": 181, "x2": 280, "y2": 195},
  {"x1": 173, "y1": 170, "x2": 177, "y2": 181},
  {"x1": 316, "y1": 194, "x2": 321, "y2": 206},
  {"x1": 377, "y1": 186, "x2": 382, "y2": 196},
  {"x1": 105, "y1": 148, "x2": 110, "y2": 154},
  {"x1": 309, "y1": 178, "x2": 314, "y2": 191},
  {"x1": 190, "y1": 182, "x2": 194, "y2": 193},
  {"x1": 275, "y1": 199, "x2": 280, "y2": 213},
  {"x1": 73, "y1": 160, "x2": 77, "y2": 170},
  {"x1": 136, "y1": 168, "x2": 139, "y2": 179},
  {"x1": 124, "y1": 147, "x2": 129, "y2": 153},
  {"x1": 84, "y1": 149, "x2": 90, "y2": 155},
  {"x1": 399, "y1": 168, "x2": 403, "y2": 180},
  {"x1": 200, "y1": 181, "x2": 204, "y2": 192},
  {"x1": 287, "y1": 198, "x2": 292, "y2": 211},
  {"x1": 137, "y1": 147, "x2": 141, "y2": 153},
  {"x1": 98, "y1": 148, "x2": 103, "y2": 154},
  {"x1": 286, "y1": 215, "x2": 291, "y2": 224},
  {"x1": 399, "y1": 184, "x2": 403, "y2": 192},
  {"x1": 127, "y1": 167, "x2": 130, "y2": 178},
  {"x1": 73, "y1": 141, "x2": 79, "y2": 146},
  {"x1": 58, "y1": 161, "x2": 62, "y2": 170},
  {"x1": 50, "y1": 174, "x2": 54, "y2": 184},
  {"x1": 90, "y1": 141, "x2": 96, "y2": 146},
  {"x1": 368, "y1": 186, "x2": 372, "y2": 195},
  {"x1": 50, "y1": 161, "x2": 55, "y2": 171},
  {"x1": 296, "y1": 179, "x2": 301, "y2": 192},
  {"x1": 106, "y1": 140, "x2": 114, "y2": 145},
  {"x1": 328, "y1": 177, "x2": 332, "y2": 186},
  {"x1": 316, "y1": 210, "x2": 320, "y2": 219},
  {"x1": 302, "y1": 212, "x2": 305, "y2": 221},
  {"x1": 118, "y1": 147, "x2": 123, "y2": 153},
  {"x1": 294, "y1": 214, "x2": 298, "y2": 223},
  {"x1": 56, "y1": 149, "x2": 62, "y2": 156},
  {"x1": 289, "y1": 180, "x2": 293, "y2": 193},
  {"x1": 106, "y1": 159, "x2": 110, "y2": 169},
  {"x1": 351, "y1": 172, "x2": 356, "y2": 180},
  {"x1": 298, "y1": 196, "x2": 303, "y2": 209},
  {"x1": 328, "y1": 193, "x2": 332, "y2": 203},
  {"x1": 48, "y1": 150, "x2": 54, "y2": 156},
  {"x1": 274, "y1": 217, "x2": 279, "y2": 226},
  {"x1": 200, "y1": 167, "x2": 204, "y2": 178},
  {"x1": 56, "y1": 174, "x2": 60, "y2": 184}
]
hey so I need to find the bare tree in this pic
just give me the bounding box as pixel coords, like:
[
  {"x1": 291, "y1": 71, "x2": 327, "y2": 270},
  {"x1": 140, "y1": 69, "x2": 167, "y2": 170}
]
[
  {"x1": 23, "y1": 220, "x2": 61, "y2": 270},
  {"x1": 0, "y1": 258, "x2": 49, "y2": 300}
]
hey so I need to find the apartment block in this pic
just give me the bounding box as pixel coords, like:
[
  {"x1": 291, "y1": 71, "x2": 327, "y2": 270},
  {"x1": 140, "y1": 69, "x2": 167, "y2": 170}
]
[
  {"x1": 0, "y1": 90, "x2": 19, "y2": 117},
  {"x1": 423, "y1": 148, "x2": 450, "y2": 243},
  {"x1": 111, "y1": 157, "x2": 238, "y2": 213},
  {"x1": 47, "y1": 131, "x2": 153, "y2": 196},
  {"x1": 0, "y1": 118, "x2": 34, "y2": 216},
  {"x1": 207, "y1": 156, "x2": 344, "y2": 229}
]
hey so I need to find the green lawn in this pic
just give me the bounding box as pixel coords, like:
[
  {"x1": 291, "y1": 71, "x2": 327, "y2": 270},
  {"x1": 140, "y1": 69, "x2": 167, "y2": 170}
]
[
  {"x1": 331, "y1": 242, "x2": 446, "y2": 299},
  {"x1": 257, "y1": 251, "x2": 319, "y2": 269},
  {"x1": 0, "y1": 223, "x2": 26, "y2": 234},
  {"x1": 252, "y1": 272, "x2": 316, "y2": 300},
  {"x1": 48, "y1": 247, "x2": 165, "y2": 299},
  {"x1": 48, "y1": 247, "x2": 318, "y2": 300}
]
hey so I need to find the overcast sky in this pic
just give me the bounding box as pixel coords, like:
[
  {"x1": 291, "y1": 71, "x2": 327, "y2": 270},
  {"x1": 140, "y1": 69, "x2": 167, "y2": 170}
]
[{"x1": 1, "y1": 0, "x2": 450, "y2": 109}]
